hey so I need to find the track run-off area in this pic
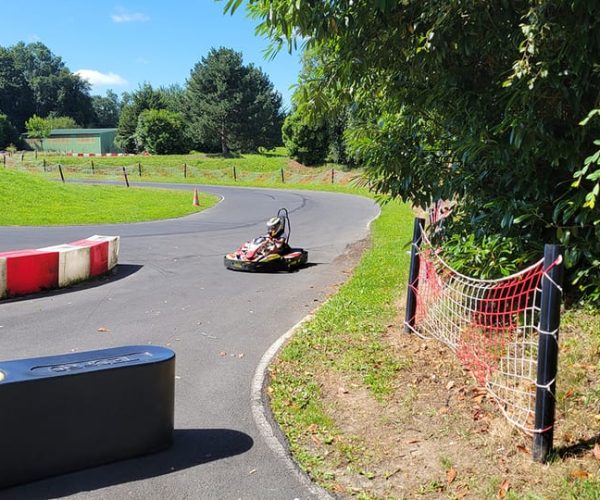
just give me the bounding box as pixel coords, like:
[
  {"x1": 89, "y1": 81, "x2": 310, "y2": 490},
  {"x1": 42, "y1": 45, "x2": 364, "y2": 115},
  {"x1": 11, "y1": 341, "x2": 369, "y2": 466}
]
[{"x1": 0, "y1": 182, "x2": 379, "y2": 499}]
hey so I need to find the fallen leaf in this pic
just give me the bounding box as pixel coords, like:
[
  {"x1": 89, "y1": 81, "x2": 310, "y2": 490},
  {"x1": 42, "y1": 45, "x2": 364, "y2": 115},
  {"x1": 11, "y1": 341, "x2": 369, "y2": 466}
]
[
  {"x1": 307, "y1": 423, "x2": 319, "y2": 434},
  {"x1": 447, "y1": 467, "x2": 457, "y2": 484},
  {"x1": 498, "y1": 479, "x2": 510, "y2": 498},
  {"x1": 97, "y1": 326, "x2": 110, "y2": 332},
  {"x1": 406, "y1": 438, "x2": 420, "y2": 444},
  {"x1": 592, "y1": 443, "x2": 600, "y2": 460},
  {"x1": 564, "y1": 388, "x2": 575, "y2": 398},
  {"x1": 570, "y1": 469, "x2": 589, "y2": 480},
  {"x1": 516, "y1": 444, "x2": 529, "y2": 455}
]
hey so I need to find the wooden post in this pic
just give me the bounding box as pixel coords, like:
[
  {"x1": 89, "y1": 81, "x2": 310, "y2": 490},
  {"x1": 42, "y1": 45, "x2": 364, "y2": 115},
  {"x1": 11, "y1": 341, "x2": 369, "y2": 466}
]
[
  {"x1": 43, "y1": 158, "x2": 46, "y2": 171},
  {"x1": 532, "y1": 244, "x2": 564, "y2": 463},
  {"x1": 331, "y1": 168, "x2": 335, "y2": 184},
  {"x1": 91, "y1": 160, "x2": 95, "y2": 175},
  {"x1": 58, "y1": 164, "x2": 65, "y2": 183},
  {"x1": 281, "y1": 168, "x2": 285, "y2": 183},
  {"x1": 35, "y1": 151, "x2": 38, "y2": 160},
  {"x1": 184, "y1": 163, "x2": 187, "y2": 178},
  {"x1": 404, "y1": 218, "x2": 425, "y2": 333},
  {"x1": 123, "y1": 167, "x2": 130, "y2": 188},
  {"x1": 138, "y1": 162, "x2": 142, "y2": 177}
]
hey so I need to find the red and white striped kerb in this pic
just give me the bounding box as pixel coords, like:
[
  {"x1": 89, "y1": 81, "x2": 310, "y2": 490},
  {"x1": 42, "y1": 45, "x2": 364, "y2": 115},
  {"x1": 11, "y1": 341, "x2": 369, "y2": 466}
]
[{"x1": 0, "y1": 235, "x2": 119, "y2": 299}]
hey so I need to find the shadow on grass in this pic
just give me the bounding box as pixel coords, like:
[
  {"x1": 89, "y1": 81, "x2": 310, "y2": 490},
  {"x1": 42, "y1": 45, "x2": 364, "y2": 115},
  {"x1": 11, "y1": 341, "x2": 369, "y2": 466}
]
[
  {"x1": 0, "y1": 264, "x2": 143, "y2": 304},
  {"x1": 555, "y1": 434, "x2": 600, "y2": 459},
  {"x1": 3, "y1": 428, "x2": 254, "y2": 499}
]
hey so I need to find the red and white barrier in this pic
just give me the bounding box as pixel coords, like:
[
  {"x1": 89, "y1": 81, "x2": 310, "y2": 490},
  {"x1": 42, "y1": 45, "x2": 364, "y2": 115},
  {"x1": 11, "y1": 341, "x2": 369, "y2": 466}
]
[{"x1": 0, "y1": 235, "x2": 119, "y2": 299}]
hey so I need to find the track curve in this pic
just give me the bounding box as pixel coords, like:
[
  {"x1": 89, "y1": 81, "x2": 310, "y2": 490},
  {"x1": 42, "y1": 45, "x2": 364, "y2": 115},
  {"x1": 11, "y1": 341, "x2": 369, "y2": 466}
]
[{"x1": 0, "y1": 183, "x2": 379, "y2": 499}]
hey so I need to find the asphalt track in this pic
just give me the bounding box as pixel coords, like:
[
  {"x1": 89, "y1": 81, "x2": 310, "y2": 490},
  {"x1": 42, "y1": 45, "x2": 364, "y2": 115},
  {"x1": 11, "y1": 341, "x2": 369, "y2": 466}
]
[{"x1": 0, "y1": 183, "x2": 379, "y2": 499}]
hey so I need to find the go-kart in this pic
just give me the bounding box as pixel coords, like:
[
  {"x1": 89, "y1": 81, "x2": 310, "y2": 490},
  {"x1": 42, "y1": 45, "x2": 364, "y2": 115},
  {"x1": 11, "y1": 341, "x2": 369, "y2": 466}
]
[{"x1": 224, "y1": 208, "x2": 308, "y2": 272}]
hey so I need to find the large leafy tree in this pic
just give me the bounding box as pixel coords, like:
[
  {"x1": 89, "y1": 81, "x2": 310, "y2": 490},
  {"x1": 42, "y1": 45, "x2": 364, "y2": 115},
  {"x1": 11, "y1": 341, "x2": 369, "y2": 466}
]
[
  {"x1": 186, "y1": 47, "x2": 283, "y2": 154},
  {"x1": 9, "y1": 42, "x2": 94, "y2": 125},
  {"x1": 225, "y1": 0, "x2": 600, "y2": 297},
  {"x1": 91, "y1": 90, "x2": 121, "y2": 128},
  {"x1": 0, "y1": 47, "x2": 34, "y2": 131},
  {"x1": 0, "y1": 114, "x2": 22, "y2": 148},
  {"x1": 116, "y1": 84, "x2": 166, "y2": 153}
]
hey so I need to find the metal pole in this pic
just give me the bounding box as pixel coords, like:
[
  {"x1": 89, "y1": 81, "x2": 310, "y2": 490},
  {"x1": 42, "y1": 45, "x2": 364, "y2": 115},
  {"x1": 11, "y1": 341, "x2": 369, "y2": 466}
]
[
  {"x1": 404, "y1": 218, "x2": 425, "y2": 333},
  {"x1": 532, "y1": 244, "x2": 564, "y2": 463},
  {"x1": 123, "y1": 167, "x2": 130, "y2": 188},
  {"x1": 58, "y1": 164, "x2": 65, "y2": 183}
]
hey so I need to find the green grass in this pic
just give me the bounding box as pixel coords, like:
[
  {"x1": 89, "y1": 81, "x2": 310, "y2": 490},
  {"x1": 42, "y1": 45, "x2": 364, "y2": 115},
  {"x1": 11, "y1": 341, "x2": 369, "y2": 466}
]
[
  {"x1": 268, "y1": 200, "x2": 414, "y2": 484},
  {"x1": 0, "y1": 168, "x2": 218, "y2": 225}
]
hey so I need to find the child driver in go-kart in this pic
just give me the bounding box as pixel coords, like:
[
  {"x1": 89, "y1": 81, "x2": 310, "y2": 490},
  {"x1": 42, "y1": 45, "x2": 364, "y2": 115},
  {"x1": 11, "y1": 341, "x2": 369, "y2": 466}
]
[{"x1": 266, "y1": 216, "x2": 290, "y2": 254}]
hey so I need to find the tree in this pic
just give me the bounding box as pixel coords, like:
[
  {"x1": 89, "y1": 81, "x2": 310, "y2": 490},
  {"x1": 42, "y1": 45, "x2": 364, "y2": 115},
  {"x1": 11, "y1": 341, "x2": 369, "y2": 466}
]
[
  {"x1": 0, "y1": 114, "x2": 21, "y2": 149},
  {"x1": 9, "y1": 42, "x2": 94, "y2": 125},
  {"x1": 186, "y1": 47, "x2": 283, "y2": 154},
  {"x1": 91, "y1": 90, "x2": 121, "y2": 128},
  {"x1": 227, "y1": 0, "x2": 600, "y2": 297},
  {"x1": 25, "y1": 114, "x2": 52, "y2": 138},
  {"x1": 282, "y1": 111, "x2": 328, "y2": 166},
  {"x1": 0, "y1": 47, "x2": 34, "y2": 131},
  {"x1": 135, "y1": 109, "x2": 185, "y2": 154},
  {"x1": 116, "y1": 84, "x2": 166, "y2": 153}
]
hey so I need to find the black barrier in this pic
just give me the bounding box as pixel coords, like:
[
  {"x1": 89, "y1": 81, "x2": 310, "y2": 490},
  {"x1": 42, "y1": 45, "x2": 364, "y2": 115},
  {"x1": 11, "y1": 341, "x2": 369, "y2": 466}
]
[{"x1": 0, "y1": 345, "x2": 175, "y2": 489}]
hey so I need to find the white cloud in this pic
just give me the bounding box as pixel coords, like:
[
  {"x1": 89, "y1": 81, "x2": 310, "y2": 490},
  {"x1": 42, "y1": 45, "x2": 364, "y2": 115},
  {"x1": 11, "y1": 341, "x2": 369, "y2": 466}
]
[
  {"x1": 75, "y1": 69, "x2": 128, "y2": 87},
  {"x1": 111, "y1": 8, "x2": 149, "y2": 23}
]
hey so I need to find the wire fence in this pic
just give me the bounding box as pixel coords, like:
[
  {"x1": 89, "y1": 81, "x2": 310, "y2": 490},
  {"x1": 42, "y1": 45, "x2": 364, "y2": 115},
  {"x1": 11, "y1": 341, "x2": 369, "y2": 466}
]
[{"x1": 0, "y1": 152, "x2": 361, "y2": 187}]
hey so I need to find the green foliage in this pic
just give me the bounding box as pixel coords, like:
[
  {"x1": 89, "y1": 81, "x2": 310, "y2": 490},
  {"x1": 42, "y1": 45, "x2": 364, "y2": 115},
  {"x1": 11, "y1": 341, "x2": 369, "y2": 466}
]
[
  {"x1": 0, "y1": 47, "x2": 34, "y2": 131},
  {"x1": 135, "y1": 109, "x2": 186, "y2": 154},
  {"x1": 47, "y1": 116, "x2": 80, "y2": 129},
  {"x1": 282, "y1": 111, "x2": 328, "y2": 166},
  {"x1": 116, "y1": 84, "x2": 166, "y2": 153},
  {"x1": 185, "y1": 47, "x2": 283, "y2": 154},
  {"x1": 91, "y1": 90, "x2": 120, "y2": 128},
  {"x1": 0, "y1": 114, "x2": 21, "y2": 149},
  {"x1": 25, "y1": 114, "x2": 52, "y2": 138},
  {"x1": 230, "y1": 0, "x2": 600, "y2": 297},
  {"x1": 9, "y1": 42, "x2": 94, "y2": 126}
]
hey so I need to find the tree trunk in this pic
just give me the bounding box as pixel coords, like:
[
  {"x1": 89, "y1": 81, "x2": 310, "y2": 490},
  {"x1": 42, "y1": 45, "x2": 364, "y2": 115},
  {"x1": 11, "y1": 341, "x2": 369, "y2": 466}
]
[{"x1": 220, "y1": 122, "x2": 229, "y2": 155}]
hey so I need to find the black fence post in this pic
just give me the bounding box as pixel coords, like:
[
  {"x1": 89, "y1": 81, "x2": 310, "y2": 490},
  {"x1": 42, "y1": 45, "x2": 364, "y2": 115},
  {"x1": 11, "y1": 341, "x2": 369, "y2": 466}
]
[
  {"x1": 3, "y1": 155, "x2": 5, "y2": 167},
  {"x1": 58, "y1": 164, "x2": 65, "y2": 183},
  {"x1": 404, "y1": 218, "x2": 425, "y2": 333},
  {"x1": 532, "y1": 244, "x2": 564, "y2": 463},
  {"x1": 233, "y1": 166, "x2": 237, "y2": 181},
  {"x1": 123, "y1": 166, "x2": 130, "y2": 188},
  {"x1": 34, "y1": 150, "x2": 37, "y2": 160},
  {"x1": 331, "y1": 168, "x2": 335, "y2": 184},
  {"x1": 91, "y1": 160, "x2": 95, "y2": 175},
  {"x1": 184, "y1": 163, "x2": 187, "y2": 178},
  {"x1": 138, "y1": 162, "x2": 142, "y2": 177},
  {"x1": 43, "y1": 158, "x2": 46, "y2": 171},
  {"x1": 281, "y1": 168, "x2": 285, "y2": 183}
]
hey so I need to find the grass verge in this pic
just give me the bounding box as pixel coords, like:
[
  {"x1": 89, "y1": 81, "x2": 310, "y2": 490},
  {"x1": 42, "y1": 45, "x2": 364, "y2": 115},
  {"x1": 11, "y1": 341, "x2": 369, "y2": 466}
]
[
  {"x1": 268, "y1": 200, "x2": 600, "y2": 499},
  {"x1": 0, "y1": 168, "x2": 218, "y2": 225}
]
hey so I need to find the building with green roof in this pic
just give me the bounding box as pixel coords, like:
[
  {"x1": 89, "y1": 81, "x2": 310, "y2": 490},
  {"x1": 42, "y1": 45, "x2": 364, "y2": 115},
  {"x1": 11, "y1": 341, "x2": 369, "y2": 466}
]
[{"x1": 26, "y1": 128, "x2": 121, "y2": 154}]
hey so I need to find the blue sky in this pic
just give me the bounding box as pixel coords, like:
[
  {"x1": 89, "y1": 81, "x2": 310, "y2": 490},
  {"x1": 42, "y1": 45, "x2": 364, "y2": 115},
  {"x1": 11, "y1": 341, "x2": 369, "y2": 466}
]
[{"x1": 0, "y1": 1, "x2": 302, "y2": 109}]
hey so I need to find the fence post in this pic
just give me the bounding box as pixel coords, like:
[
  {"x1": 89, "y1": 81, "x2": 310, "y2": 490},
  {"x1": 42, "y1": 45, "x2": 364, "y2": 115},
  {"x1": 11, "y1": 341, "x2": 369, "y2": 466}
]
[
  {"x1": 331, "y1": 168, "x2": 335, "y2": 184},
  {"x1": 281, "y1": 168, "x2": 285, "y2": 183},
  {"x1": 43, "y1": 158, "x2": 46, "y2": 171},
  {"x1": 58, "y1": 164, "x2": 65, "y2": 183},
  {"x1": 3, "y1": 155, "x2": 5, "y2": 167},
  {"x1": 404, "y1": 218, "x2": 425, "y2": 333},
  {"x1": 184, "y1": 163, "x2": 187, "y2": 178},
  {"x1": 91, "y1": 160, "x2": 95, "y2": 175},
  {"x1": 138, "y1": 162, "x2": 142, "y2": 177},
  {"x1": 122, "y1": 166, "x2": 130, "y2": 188},
  {"x1": 21, "y1": 153, "x2": 24, "y2": 161},
  {"x1": 35, "y1": 151, "x2": 37, "y2": 160},
  {"x1": 532, "y1": 244, "x2": 564, "y2": 463},
  {"x1": 233, "y1": 166, "x2": 237, "y2": 181}
]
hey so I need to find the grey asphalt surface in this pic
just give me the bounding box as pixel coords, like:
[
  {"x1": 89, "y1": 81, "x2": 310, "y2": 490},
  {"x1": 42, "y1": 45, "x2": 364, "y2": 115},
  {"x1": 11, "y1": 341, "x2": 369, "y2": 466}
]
[{"x1": 0, "y1": 183, "x2": 379, "y2": 500}]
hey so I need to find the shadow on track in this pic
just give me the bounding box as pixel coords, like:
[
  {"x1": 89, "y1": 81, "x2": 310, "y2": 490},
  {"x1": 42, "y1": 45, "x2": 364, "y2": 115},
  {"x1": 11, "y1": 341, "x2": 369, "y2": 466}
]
[
  {"x1": 2, "y1": 428, "x2": 254, "y2": 499},
  {"x1": 0, "y1": 264, "x2": 143, "y2": 304}
]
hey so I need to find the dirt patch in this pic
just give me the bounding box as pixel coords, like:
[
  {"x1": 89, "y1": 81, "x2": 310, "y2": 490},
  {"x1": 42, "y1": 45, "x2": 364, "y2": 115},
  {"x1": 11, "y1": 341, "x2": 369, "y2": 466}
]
[{"x1": 304, "y1": 321, "x2": 600, "y2": 498}]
